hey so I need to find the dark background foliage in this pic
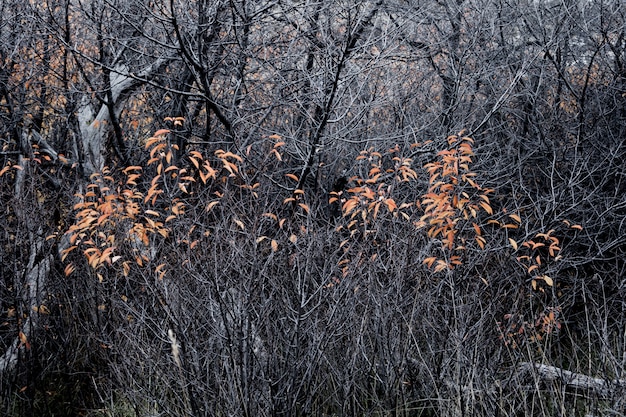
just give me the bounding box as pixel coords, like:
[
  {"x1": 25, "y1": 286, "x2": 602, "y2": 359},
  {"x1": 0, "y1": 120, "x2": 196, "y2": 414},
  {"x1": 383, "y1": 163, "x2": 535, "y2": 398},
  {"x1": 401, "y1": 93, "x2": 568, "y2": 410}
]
[{"x1": 1, "y1": 0, "x2": 625, "y2": 416}]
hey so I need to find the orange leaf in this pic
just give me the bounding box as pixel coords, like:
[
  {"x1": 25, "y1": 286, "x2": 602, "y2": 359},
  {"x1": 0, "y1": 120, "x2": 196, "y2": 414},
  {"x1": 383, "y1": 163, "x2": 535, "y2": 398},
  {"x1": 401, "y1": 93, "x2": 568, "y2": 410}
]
[
  {"x1": 206, "y1": 201, "x2": 219, "y2": 212},
  {"x1": 372, "y1": 201, "x2": 381, "y2": 219},
  {"x1": 360, "y1": 187, "x2": 375, "y2": 200},
  {"x1": 64, "y1": 263, "x2": 75, "y2": 277},
  {"x1": 123, "y1": 166, "x2": 143, "y2": 174},
  {"x1": 271, "y1": 239, "x2": 279, "y2": 252},
  {"x1": 534, "y1": 230, "x2": 553, "y2": 241},
  {"x1": 0, "y1": 164, "x2": 10, "y2": 177},
  {"x1": 153, "y1": 129, "x2": 170, "y2": 136},
  {"x1": 99, "y1": 246, "x2": 116, "y2": 265},
  {"x1": 233, "y1": 219, "x2": 245, "y2": 230},
  {"x1": 548, "y1": 244, "x2": 560, "y2": 257},
  {"x1": 433, "y1": 260, "x2": 449, "y2": 273},
  {"x1": 271, "y1": 148, "x2": 282, "y2": 161},
  {"x1": 542, "y1": 275, "x2": 554, "y2": 286},
  {"x1": 342, "y1": 199, "x2": 359, "y2": 215},
  {"x1": 479, "y1": 201, "x2": 493, "y2": 215},
  {"x1": 423, "y1": 257, "x2": 437, "y2": 268},
  {"x1": 19, "y1": 332, "x2": 31, "y2": 350},
  {"x1": 285, "y1": 173, "x2": 299, "y2": 182},
  {"x1": 123, "y1": 262, "x2": 131, "y2": 277},
  {"x1": 262, "y1": 212, "x2": 278, "y2": 221},
  {"x1": 530, "y1": 241, "x2": 545, "y2": 249},
  {"x1": 509, "y1": 213, "x2": 521, "y2": 223}
]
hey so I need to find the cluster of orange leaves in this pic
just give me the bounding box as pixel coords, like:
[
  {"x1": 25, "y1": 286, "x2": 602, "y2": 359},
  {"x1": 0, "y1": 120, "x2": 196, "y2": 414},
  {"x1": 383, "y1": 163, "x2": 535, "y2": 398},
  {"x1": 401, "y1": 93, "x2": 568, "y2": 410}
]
[
  {"x1": 0, "y1": 162, "x2": 24, "y2": 178},
  {"x1": 62, "y1": 126, "x2": 242, "y2": 281},
  {"x1": 59, "y1": 124, "x2": 583, "y2": 295},
  {"x1": 328, "y1": 132, "x2": 500, "y2": 273},
  {"x1": 418, "y1": 133, "x2": 494, "y2": 272},
  {"x1": 257, "y1": 135, "x2": 311, "y2": 253},
  {"x1": 331, "y1": 144, "x2": 416, "y2": 236},
  {"x1": 498, "y1": 307, "x2": 562, "y2": 349},
  {"x1": 511, "y1": 220, "x2": 582, "y2": 291},
  {"x1": 498, "y1": 221, "x2": 582, "y2": 348},
  {"x1": 326, "y1": 145, "x2": 418, "y2": 284}
]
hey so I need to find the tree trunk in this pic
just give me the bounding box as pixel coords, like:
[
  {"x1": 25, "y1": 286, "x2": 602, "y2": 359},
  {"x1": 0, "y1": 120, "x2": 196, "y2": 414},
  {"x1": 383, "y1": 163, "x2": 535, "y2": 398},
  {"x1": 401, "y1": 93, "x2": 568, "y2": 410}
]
[{"x1": 77, "y1": 59, "x2": 169, "y2": 175}]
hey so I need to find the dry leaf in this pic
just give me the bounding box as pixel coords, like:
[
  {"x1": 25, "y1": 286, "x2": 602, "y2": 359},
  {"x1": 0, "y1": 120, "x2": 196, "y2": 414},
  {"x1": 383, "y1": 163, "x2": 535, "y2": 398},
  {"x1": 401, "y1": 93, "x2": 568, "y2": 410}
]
[
  {"x1": 423, "y1": 257, "x2": 437, "y2": 268},
  {"x1": 19, "y1": 332, "x2": 30, "y2": 350},
  {"x1": 206, "y1": 201, "x2": 219, "y2": 212},
  {"x1": 153, "y1": 129, "x2": 170, "y2": 136},
  {"x1": 509, "y1": 213, "x2": 521, "y2": 223},
  {"x1": 233, "y1": 219, "x2": 245, "y2": 230},
  {"x1": 542, "y1": 275, "x2": 554, "y2": 286}
]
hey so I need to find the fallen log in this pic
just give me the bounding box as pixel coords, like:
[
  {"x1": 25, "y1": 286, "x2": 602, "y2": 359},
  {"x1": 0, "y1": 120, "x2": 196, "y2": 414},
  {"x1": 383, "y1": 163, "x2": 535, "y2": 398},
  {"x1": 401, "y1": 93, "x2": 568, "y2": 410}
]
[{"x1": 519, "y1": 362, "x2": 626, "y2": 398}]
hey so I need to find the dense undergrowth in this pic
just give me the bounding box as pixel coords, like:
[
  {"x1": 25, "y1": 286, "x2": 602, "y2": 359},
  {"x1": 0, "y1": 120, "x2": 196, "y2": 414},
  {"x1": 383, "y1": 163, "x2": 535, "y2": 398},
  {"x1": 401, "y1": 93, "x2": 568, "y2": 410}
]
[{"x1": 1, "y1": 0, "x2": 626, "y2": 416}]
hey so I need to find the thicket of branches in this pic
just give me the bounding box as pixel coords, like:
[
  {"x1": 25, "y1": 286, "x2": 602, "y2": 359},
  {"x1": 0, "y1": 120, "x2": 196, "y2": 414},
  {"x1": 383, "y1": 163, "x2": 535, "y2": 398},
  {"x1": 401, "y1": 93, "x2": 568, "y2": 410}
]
[{"x1": 1, "y1": 0, "x2": 625, "y2": 416}]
